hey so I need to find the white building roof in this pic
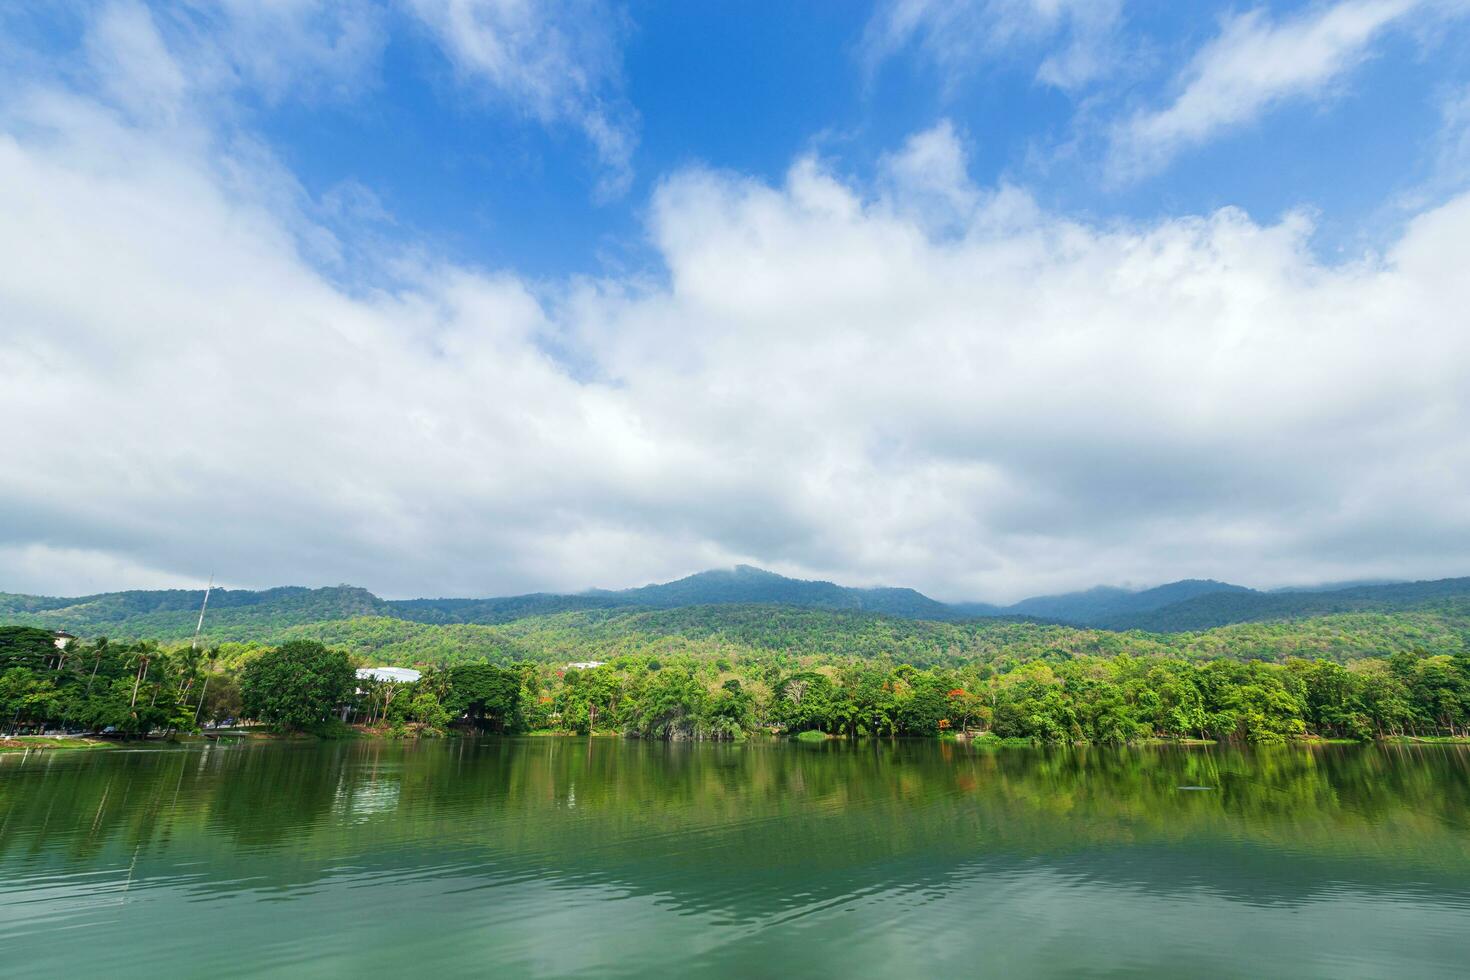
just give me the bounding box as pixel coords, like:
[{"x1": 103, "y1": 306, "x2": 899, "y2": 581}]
[{"x1": 355, "y1": 667, "x2": 422, "y2": 684}]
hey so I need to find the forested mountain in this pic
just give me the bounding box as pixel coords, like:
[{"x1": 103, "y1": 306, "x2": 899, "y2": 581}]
[
  {"x1": 1003, "y1": 579, "x2": 1252, "y2": 624},
  {"x1": 1267, "y1": 579, "x2": 1402, "y2": 593},
  {"x1": 5, "y1": 576, "x2": 1470, "y2": 739},
  {"x1": 454, "y1": 572, "x2": 1470, "y2": 632},
  {"x1": 5, "y1": 568, "x2": 1470, "y2": 643},
  {"x1": 338, "y1": 567, "x2": 958, "y2": 627},
  {"x1": 8, "y1": 607, "x2": 1470, "y2": 744},
  {"x1": 595, "y1": 565, "x2": 958, "y2": 619},
  {"x1": 0, "y1": 566, "x2": 966, "y2": 639},
  {"x1": 1098, "y1": 577, "x2": 1470, "y2": 631},
  {"x1": 274, "y1": 602, "x2": 1469, "y2": 669},
  {"x1": 0, "y1": 585, "x2": 387, "y2": 639},
  {"x1": 387, "y1": 592, "x2": 636, "y2": 625}
]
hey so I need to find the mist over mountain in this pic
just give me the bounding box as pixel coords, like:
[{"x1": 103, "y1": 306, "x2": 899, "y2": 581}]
[
  {"x1": 1267, "y1": 579, "x2": 1404, "y2": 594},
  {"x1": 4, "y1": 566, "x2": 1469, "y2": 641},
  {"x1": 1003, "y1": 580, "x2": 1253, "y2": 625},
  {"x1": 1096, "y1": 577, "x2": 1470, "y2": 632}
]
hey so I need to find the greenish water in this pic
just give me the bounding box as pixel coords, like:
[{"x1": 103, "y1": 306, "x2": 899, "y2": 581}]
[{"x1": 2, "y1": 739, "x2": 1468, "y2": 978}]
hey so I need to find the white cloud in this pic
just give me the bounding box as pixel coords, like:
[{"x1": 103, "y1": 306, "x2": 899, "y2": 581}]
[
  {"x1": 80, "y1": 0, "x2": 388, "y2": 113},
  {"x1": 188, "y1": 0, "x2": 388, "y2": 104},
  {"x1": 1422, "y1": 84, "x2": 1470, "y2": 195},
  {"x1": 6, "y1": 15, "x2": 1470, "y2": 604},
  {"x1": 1113, "y1": 0, "x2": 1418, "y2": 180},
  {"x1": 0, "y1": 545, "x2": 200, "y2": 597},
  {"x1": 1384, "y1": 82, "x2": 1470, "y2": 218},
  {"x1": 84, "y1": 1, "x2": 190, "y2": 123},
  {"x1": 27, "y1": 2, "x2": 637, "y2": 195},
  {"x1": 405, "y1": 0, "x2": 637, "y2": 198},
  {"x1": 876, "y1": 120, "x2": 983, "y2": 235},
  {"x1": 863, "y1": 0, "x2": 1125, "y2": 91}
]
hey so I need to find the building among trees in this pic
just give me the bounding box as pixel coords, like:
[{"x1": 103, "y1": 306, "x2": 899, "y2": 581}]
[{"x1": 356, "y1": 667, "x2": 422, "y2": 684}]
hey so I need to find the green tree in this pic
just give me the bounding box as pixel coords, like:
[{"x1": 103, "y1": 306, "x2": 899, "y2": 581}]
[
  {"x1": 409, "y1": 690, "x2": 452, "y2": 732},
  {"x1": 240, "y1": 640, "x2": 355, "y2": 733},
  {"x1": 444, "y1": 663, "x2": 523, "y2": 731},
  {"x1": 0, "y1": 626, "x2": 57, "y2": 672}
]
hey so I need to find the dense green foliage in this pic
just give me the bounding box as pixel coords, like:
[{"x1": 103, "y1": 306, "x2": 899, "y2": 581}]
[
  {"x1": 1, "y1": 626, "x2": 216, "y2": 735},
  {"x1": 518, "y1": 649, "x2": 1470, "y2": 743},
  {"x1": 441, "y1": 664, "x2": 522, "y2": 732},
  {"x1": 239, "y1": 640, "x2": 356, "y2": 733},
  {"x1": 6, "y1": 598, "x2": 1470, "y2": 743}
]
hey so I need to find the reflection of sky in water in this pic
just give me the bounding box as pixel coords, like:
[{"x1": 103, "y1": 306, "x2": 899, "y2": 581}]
[
  {"x1": 335, "y1": 776, "x2": 401, "y2": 823},
  {"x1": 1, "y1": 739, "x2": 1468, "y2": 978}
]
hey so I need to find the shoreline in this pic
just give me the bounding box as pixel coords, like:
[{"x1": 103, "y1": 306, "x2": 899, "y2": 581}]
[
  {"x1": 9, "y1": 731, "x2": 1469, "y2": 753},
  {"x1": 0, "y1": 735, "x2": 114, "y2": 753}
]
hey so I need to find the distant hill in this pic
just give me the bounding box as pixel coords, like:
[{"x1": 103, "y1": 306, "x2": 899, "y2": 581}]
[
  {"x1": 387, "y1": 593, "x2": 636, "y2": 625},
  {"x1": 0, "y1": 567, "x2": 965, "y2": 641},
  {"x1": 1003, "y1": 579, "x2": 1252, "y2": 625},
  {"x1": 0, "y1": 585, "x2": 389, "y2": 640},
  {"x1": 388, "y1": 566, "x2": 958, "y2": 625},
  {"x1": 1098, "y1": 577, "x2": 1470, "y2": 632},
  {"x1": 5, "y1": 567, "x2": 1470, "y2": 642},
  {"x1": 1268, "y1": 579, "x2": 1404, "y2": 594},
  {"x1": 596, "y1": 565, "x2": 958, "y2": 619}
]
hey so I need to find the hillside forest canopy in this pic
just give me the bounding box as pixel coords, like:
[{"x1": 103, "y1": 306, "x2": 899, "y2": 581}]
[
  {"x1": 4, "y1": 603, "x2": 1470, "y2": 743},
  {"x1": 8, "y1": 568, "x2": 1470, "y2": 640}
]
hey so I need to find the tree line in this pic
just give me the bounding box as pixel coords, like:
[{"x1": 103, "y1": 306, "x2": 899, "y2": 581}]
[
  {"x1": 6, "y1": 623, "x2": 1469, "y2": 743},
  {"x1": 532, "y1": 650, "x2": 1470, "y2": 743}
]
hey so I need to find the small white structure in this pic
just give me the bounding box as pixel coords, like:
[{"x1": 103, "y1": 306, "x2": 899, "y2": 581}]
[
  {"x1": 356, "y1": 667, "x2": 422, "y2": 684},
  {"x1": 566, "y1": 661, "x2": 606, "y2": 670},
  {"x1": 53, "y1": 630, "x2": 76, "y2": 650}
]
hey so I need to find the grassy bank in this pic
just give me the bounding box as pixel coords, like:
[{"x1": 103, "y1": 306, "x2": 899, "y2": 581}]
[
  {"x1": 0, "y1": 735, "x2": 114, "y2": 753},
  {"x1": 1380, "y1": 734, "x2": 1470, "y2": 744}
]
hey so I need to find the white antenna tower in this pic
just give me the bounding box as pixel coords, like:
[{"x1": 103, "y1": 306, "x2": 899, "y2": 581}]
[
  {"x1": 191, "y1": 575, "x2": 215, "y2": 727},
  {"x1": 192, "y1": 574, "x2": 214, "y2": 651}
]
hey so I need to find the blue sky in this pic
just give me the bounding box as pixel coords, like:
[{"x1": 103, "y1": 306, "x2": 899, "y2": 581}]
[
  {"x1": 283, "y1": 1, "x2": 1462, "y2": 269},
  {"x1": 3, "y1": 1, "x2": 1470, "y2": 600},
  {"x1": 387, "y1": 3, "x2": 1448, "y2": 268},
  {"x1": 18, "y1": 1, "x2": 1465, "y2": 277}
]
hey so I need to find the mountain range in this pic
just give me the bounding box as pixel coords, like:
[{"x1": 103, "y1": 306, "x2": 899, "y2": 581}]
[{"x1": 4, "y1": 564, "x2": 1470, "y2": 641}]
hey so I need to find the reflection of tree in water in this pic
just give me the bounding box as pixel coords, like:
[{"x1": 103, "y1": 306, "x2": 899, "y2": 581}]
[
  {"x1": 3, "y1": 740, "x2": 1469, "y2": 911},
  {"x1": 404, "y1": 740, "x2": 1470, "y2": 910},
  {"x1": 0, "y1": 749, "x2": 208, "y2": 866},
  {"x1": 208, "y1": 744, "x2": 347, "y2": 849}
]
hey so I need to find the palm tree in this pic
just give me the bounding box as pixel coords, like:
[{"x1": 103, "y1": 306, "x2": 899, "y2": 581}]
[
  {"x1": 85, "y1": 638, "x2": 109, "y2": 694},
  {"x1": 128, "y1": 643, "x2": 154, "y2": 709}
]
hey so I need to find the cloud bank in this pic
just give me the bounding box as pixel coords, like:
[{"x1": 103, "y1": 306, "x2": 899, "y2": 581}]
[{"x1": 3, "y1": 4, "x2": 1470, "y2": 602}]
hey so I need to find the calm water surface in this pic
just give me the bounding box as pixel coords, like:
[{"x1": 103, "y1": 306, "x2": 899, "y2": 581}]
[{"x1": 2, "y1": 738, "x2": 1468, "y2": 978}]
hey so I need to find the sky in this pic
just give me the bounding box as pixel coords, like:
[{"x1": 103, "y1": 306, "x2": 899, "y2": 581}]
[{"x1": 2, "y1": 0, "x2": 1470, "y2": 603}]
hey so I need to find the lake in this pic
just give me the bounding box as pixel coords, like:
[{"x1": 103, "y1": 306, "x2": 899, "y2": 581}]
[{"x1": 2, "y1": 738, "x2": 1468, "y2": 977}]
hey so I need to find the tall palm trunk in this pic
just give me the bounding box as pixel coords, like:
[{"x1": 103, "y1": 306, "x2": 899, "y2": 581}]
[
  {"x1": 86, "y1": 652, "x2": 103, "y2": 694},
  {"x1": 130, "y1": 656, "x2": 151, "y2": 709},
  {"x1": 193, "y1": 674, "x2": 211, "y2": 726}
]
